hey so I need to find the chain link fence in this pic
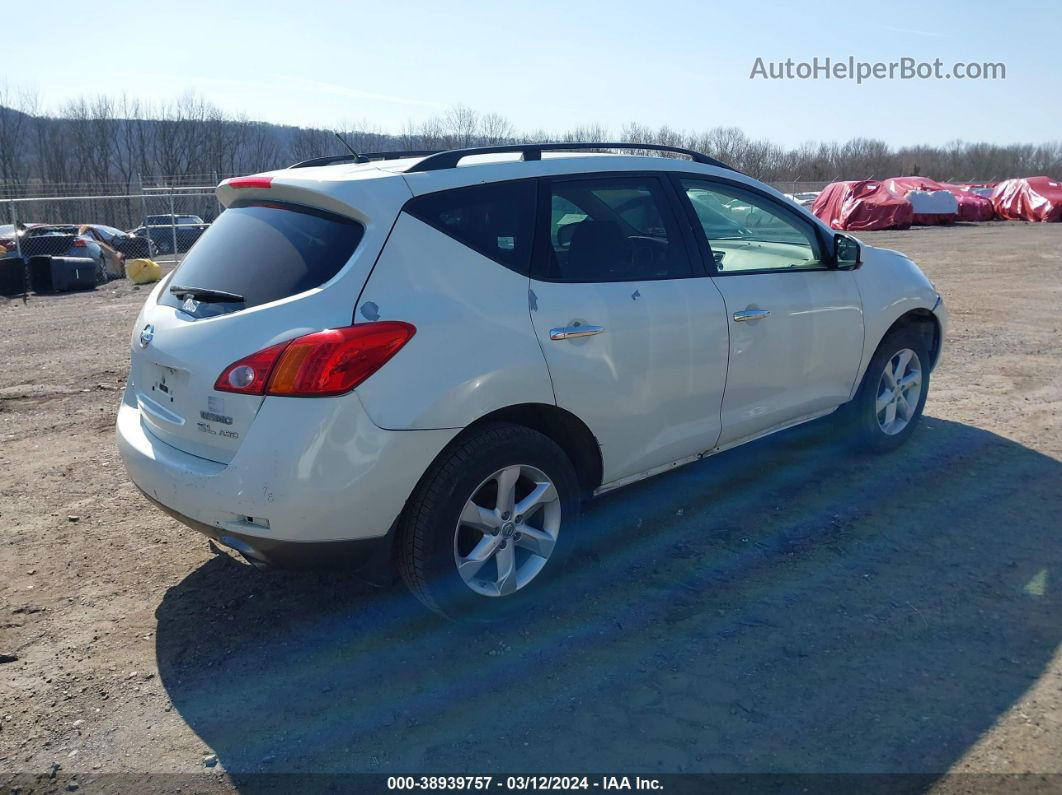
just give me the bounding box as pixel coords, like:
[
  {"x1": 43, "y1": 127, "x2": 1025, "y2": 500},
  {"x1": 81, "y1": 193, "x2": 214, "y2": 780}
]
[
  {"x1": 0, "y1": 175, "x2": 834, "y2": 298},
  {"x1": 4, "y1": 190, "x2": 218, "y2": 264},
  {"x1": 1, "y1": 186, "x2": 220, "y2": 297},
  {"x1": 1, "y1": 171, "x2": 998, "y2": 297}
]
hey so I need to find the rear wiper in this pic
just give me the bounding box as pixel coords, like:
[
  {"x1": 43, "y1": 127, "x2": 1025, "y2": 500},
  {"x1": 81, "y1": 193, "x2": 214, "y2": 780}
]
[{"x1": 169, "y1": 285, "x2": 245, "y2": 303}]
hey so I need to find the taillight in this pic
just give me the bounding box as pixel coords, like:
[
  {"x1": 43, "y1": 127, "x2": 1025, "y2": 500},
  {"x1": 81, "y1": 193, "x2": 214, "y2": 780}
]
[
  {"x1": 73, "y1": 239, "x2": 86, "y2": 247},
  {"x1": 227, "y1": 176, "x2": 273, "y2": 190},
  {"x1": 214, "y1": 340, "x2": 292, "y2": 395},
  {"x1": 213, "y1": 322, "x2": 415, "y2": 398}
]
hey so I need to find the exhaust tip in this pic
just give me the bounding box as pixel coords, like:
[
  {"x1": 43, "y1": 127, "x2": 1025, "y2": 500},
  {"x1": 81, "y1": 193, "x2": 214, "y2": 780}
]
[{"x1": 217, "y1": 535, "x2": 270, "y2": 570}]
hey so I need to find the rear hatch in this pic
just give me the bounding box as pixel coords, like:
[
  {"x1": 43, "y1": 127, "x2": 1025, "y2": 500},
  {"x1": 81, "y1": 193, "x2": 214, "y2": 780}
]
[{"x1": 129, "y1": 173, "x2": 408, "y2": 463}]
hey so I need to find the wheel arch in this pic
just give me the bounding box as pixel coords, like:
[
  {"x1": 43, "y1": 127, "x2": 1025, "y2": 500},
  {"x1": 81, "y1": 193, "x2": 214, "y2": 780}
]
[
  {"x1": 385, "y1": 402, "x2": 603, "y2": 584},
  {"x1": 851, "y1": 307, "x2": 942, "y2": 401},
  {"x1": 880, "y1": 308, "x2": 942, "y2": 371},
  {"x1": 460, "y1": 403, "x2": 604, "y2": 498}
]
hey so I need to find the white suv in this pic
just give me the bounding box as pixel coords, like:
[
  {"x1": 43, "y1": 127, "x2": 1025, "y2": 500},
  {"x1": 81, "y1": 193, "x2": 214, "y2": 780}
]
[{"x1": 117, "y1": 143, "x2": 947, "y2": 617}]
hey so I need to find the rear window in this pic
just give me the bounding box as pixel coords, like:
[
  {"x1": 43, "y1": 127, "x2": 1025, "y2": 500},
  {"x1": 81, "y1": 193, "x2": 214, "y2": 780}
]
[{"x1": 159, "y1": 201, "x2": 364, "y2": 318}]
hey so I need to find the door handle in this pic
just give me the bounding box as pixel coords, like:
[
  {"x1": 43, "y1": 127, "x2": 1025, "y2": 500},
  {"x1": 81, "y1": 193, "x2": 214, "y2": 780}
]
[
  {"x1": 549, "y1": 324, "x2": 605, "y2": 340},
  {"x1": 733, "y1": 309, "x2": 770, "y2": 322}
]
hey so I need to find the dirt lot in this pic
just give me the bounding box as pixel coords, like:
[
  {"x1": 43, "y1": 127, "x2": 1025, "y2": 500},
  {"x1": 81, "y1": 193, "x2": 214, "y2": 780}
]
[{"x1": 1, "y1": 222, "x2": 1060, "y2": 791}]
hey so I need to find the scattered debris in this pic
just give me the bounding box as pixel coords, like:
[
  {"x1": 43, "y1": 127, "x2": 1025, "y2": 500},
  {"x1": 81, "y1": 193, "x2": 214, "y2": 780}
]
[
  {"x1": 203, "y1": 752, "x2": 218, "y2": 768},
  {"x1": 0, "y1": 653, "x2": 17, "y2": 664}
]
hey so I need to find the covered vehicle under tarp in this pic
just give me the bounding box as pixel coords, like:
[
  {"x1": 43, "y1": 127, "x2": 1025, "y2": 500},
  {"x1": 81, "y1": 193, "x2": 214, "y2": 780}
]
[
  {"x1": 991, "y1": 176, "x2": 1062, "y2": 222},
  {"x1": 811, "y1": 180, "x2": 913, "y2": 231},
  {"x1": 959, "y1": 183, "x2": 996, "y2": 198},
  {"x1": 939, "y1": 183, "x2": 996, "y2": 221},
  {"x1": 884, "y1": 177, "x2": 959, "y2": 225}
]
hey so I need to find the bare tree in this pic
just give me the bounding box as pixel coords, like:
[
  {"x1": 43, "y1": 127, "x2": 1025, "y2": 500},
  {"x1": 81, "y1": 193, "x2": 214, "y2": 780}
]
[
  {"x1": 480, "y1": 113, "x2": 514, "y2": 144},
  {"x1": 2, "y1": 81, "x2": 1061, "y2": 197},
  {"x1": 442, "y1": 105, "x2": 479, "y2": 148}
]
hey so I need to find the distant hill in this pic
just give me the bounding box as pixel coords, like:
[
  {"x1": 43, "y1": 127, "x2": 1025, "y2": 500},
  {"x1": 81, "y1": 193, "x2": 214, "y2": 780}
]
[
  {"x1": 0, "y1": 102, "x2": 412, "y2": 195},
  {"x1": 1, "y1": 99, "x2": 1060, "y2": 199}
]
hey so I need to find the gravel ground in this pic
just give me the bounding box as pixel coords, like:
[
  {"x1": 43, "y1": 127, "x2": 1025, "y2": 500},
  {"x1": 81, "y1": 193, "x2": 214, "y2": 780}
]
[{"x1": 1, "y1": 222, "x2": 1060, "y2": 792}]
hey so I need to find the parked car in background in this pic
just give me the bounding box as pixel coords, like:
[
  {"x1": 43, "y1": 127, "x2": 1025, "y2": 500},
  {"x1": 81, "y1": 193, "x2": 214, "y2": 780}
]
[
  {"x1": 117, "y1": 142, "x2": 947, "y2": 619},
  {"x1": 81, "y1": 224, "x2": 158, "y2": 262},
  {"x1": 2, "y1": 223, "x2": 154, "y2": 279},
  {"x1": 784, "y1": 191, "x2": 821, "y2": 208},
  {"x1": 16, "y1": 225, "x2": 110, "y2": 283},
  {"x1": 130, "y1": 214, "x2": 209, "y2": 255}
]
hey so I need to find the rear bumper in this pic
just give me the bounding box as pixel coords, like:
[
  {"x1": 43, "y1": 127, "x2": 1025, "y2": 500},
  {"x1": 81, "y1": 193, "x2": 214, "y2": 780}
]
[
  {"x1": 116, "y1": 384, "x2": 459, "y2": 547},
  {"x1": 138, "y1": 487, "x2": 394, "y2": 574}
]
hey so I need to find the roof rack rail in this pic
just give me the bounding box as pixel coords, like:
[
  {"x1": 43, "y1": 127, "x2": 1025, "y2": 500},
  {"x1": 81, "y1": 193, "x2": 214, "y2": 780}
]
[
  {"x1": 404, "y1": 142, "x2": 736, "y2": 173},
  {"x1": 289, "y1": 150, "x2": 443, "y2": 169}
]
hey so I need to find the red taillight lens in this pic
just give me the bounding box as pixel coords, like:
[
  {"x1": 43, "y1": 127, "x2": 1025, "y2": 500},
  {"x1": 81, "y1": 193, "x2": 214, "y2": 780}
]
[
  {"x1": 227, "y1": 176, "x2": 273, "y2": 190},
  {"x1": 73, "y1": 238, "x2": 86, "y2": 247},
  {"x1": 213, "y1": 322, "x2": 415, "y2": 399},
  {"x1": 214, "y1": 340, "x2": 292, "y2": 395},
  {"x1": 267, "y1": 322, "x2": 416, "y2": 397}
]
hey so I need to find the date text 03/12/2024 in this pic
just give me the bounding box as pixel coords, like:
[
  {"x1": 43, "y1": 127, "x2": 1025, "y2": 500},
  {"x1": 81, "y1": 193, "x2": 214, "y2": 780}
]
[{"x1": 386, "y1": 776, "x2": 664, "y2": 791}]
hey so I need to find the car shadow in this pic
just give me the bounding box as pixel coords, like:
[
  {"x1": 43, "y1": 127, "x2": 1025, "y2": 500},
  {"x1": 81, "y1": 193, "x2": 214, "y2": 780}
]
[{"x1": 154, "y1": 416, "x2": 1061, "y2": 784}]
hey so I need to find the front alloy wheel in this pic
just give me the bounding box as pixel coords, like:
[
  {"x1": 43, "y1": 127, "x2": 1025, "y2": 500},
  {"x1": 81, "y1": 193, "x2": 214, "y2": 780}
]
[
  {"x1": 875, "y1": 348, "x2": 923, "y2": 435},
  {"x1": 848, "y1": 327, "x2": 931, "y2": 453}
]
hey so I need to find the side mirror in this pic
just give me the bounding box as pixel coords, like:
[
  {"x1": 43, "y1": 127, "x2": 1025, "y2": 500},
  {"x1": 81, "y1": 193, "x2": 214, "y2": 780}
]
[{"x1": 834, "y1": 233, "x2": 861, "y2": 270}]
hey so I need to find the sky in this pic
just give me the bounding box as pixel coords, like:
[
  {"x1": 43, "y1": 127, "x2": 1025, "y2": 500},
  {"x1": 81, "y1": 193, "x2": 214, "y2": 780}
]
[{"x1": 4, "y1": 0, "x2": 1058, "y2": 148}]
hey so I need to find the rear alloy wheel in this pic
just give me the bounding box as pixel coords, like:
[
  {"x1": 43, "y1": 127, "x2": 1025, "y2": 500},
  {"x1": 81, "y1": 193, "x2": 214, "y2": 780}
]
[
  {"x1": 454, "y1": 464, "x2": 561, "y2": 598},
  {"x1": 849, "y1": 327, "x2": 931, "y2": 453},
  {"x1": 399, "y1": 423, "x2": 580, "y2": 619}
]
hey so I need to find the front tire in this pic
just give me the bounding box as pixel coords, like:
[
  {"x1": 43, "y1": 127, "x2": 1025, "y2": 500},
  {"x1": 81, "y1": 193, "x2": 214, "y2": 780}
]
[
  {"x1": 398, "y1": 423, "x2": 581, "y2": 620},
  {"x1": 848, "y1": 327, "x2": 930, "y2": 453}
]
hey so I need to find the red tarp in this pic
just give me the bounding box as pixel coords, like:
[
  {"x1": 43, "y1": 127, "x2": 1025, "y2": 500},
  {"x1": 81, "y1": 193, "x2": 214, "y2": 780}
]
[
  {"x1": 883, "y1": 177, "x2": 959, "y2": 225},
  {"x1": 895, "y1": 176, "x2": 996, "y2": 222},
  {"x1": 939, "y1": 183, "x2": 996, "y2": 222},
  {"x1": 812, "y1": 180, "x2": 913, "y2": 231},
  {"x1": 991, "y1": 176, "x2": 1062, "y2": 222}
]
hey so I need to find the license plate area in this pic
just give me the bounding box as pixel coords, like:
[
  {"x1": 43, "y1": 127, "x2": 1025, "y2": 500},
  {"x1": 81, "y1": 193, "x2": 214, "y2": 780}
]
[
  {"x1": 148, "y1": 363, "x2": 187, "y2": 408},
  {"x1": 136, "y1": 361, "x2": 194, "y2": 430}
]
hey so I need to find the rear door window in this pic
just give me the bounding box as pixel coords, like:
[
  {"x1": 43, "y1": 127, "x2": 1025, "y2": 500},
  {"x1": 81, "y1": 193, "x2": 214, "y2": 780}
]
[
  {"x1": 537, "y1": 176, "x2": 693, "y2": 282},
  {"x1": 404, "y1": 180, "x2": 536, "y2": 273},
  {"x1": 158, "y1": 201, "x2": 364, "y2": 318}
]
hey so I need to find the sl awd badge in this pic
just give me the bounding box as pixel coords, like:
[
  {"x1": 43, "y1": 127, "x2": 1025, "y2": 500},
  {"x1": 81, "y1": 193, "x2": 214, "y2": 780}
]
[{"x1": 139, "y1": 324, "x2": 154, "y2": 348}]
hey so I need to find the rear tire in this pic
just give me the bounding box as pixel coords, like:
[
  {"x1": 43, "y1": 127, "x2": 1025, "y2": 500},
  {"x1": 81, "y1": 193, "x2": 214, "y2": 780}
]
[
  {"x1": 398, "y1": 422, "x2": 581, "y2": 620},
  {"x1": 846, "y1": 327, "x2": 930, "y2": 454}
]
